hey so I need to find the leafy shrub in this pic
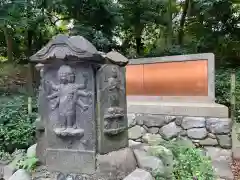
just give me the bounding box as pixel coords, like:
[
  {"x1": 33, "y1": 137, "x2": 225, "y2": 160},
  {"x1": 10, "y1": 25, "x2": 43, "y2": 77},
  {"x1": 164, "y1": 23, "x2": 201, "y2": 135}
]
[
  {"x1": 0, "y1": 95, "x2": 37, "y2": 153},
  {"x1": 154, "y1": 139, "x2": 215, "y2": 180},
  {"x1": 215, "y1": 68, "x2": 240, "y2": 122}
]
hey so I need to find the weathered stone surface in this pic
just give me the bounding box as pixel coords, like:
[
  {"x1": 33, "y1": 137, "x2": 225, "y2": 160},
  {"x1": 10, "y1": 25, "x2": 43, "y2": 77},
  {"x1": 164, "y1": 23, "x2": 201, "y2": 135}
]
[
  {"x1": 27, "y1": 143, "x2": 37, "y2": 158},
  {"x1": 204, "y1": 147, "x2": 233, "y2": 179},
  {"x1": 217, "y1": 135, "x2": 232, "y2": 149},
  {"x1": 199, "y1": 138, "x2": 218, "y2": 146},
  {"x1": 97, "y1": 148, "x2": 137, "y2": 180},
  {"x1": 135, "y1": 115, "x2": 144, "y2": 125},
  {"x1": 208, "y1": 133, "x2": 216, "y2": 139},
  {"x1": 129, "y1": 125, "x2": 146, "y2": 140},
  {"x1": 123, "y1": 169, "x2": 154, "y2": 180},
  {"x1": 175, "y1": 116, "x2": 183, "y2": 126},
  {"x1": 187, "y1": 128, "x2": 208, "y2": 139},
  {"x1": 206, "y1": 118, "x2": 232, "y2": 134},
  {"x1": 181, "y1": 117, "x2": 205, "y2": 130},
  {"x1": 142, "y1": 133, "x2": 164, "y2": 145},
  {"x1": 164, "y1": 116, "x2": 176, "y2": 124},
  {"x1": 148, "y1": 127, "x2": 159, "y2": 134},
  {"x1": 149, "y1": 146, "x2": 174, "y2": 177},
  {"x1": 204, "y1": 147, "x2": 232, "y2": 163},
  {"x1": 179, "y1": 130, "x2": 187, "y2": 136},
  {"x1": 159, "y1": 122, "x2": 181, "y2": 140},
  {"x1": 128, "y1": 114, "x2": 136, "y2": 128},
  {"x1": 142, "y1": 115, "x2": 166, "y2": 127},
  {"x1": 133, "y1": 149, "x2": 164, "y2": 176},
  {"x1": 4, "y1": 152, "x2": 24, "y2": 180},
  {"x1": 97, "y1": 65, "x2": 128, "y2": 154},
  {"x1": 212, "y1": 159, "x2": 234, "y2": 180},
  {"x1": 128, "y1": 140, "x2": 141, "y2": 147},
  {"x1": 8, "y1": 169, "x2": 31, "y2": 180}
]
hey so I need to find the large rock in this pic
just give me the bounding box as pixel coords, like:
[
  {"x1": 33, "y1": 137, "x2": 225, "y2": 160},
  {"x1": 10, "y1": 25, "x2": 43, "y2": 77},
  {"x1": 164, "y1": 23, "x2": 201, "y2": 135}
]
[
  {"x1": 142, "y1": 133, "x2": 164, "y2": 145},
  {"x1": 133, "y1": 149, "x2": 164, "y2": 176},
  {"x1": 159, "y1": 122, "x2": 182, "y2": 140},
  {"x1": 27, "y1": 144, "x2": 37, "y2": 158},
  {"x1": 216, "y1": 135, "x2": 232, "y2": 149},
  {"x1": 4, "y1": 151, "x2": 25, "y2": 180},
  {"x1": 123, "y1": 169, "x2": 154, "y2": 180},
  {"x1": 206, "y1": 118, "x2": 232, "y2": 134},
  {"x1": 141, "y1": 115, "x2": 166, "y2": 128},
  {"x1": 148, "y1": 146, "x2": 174, "y2": 177},
  {"x1": 181, "y1": 117, "x2": 205, "y2": 130},
  {"x1": 96, "y1": 148, "x2": 137, "y2": 180},
  {"x1": 199, "y1": 138, "x2": 218, "y2": 146},
  {"x1": 128, "y1": 126, "x2": 146, "y2": 140},
  {"x1": 187, "y1": 128, "x2": 207, "y2": 139},
  {"x1": 204, "y1": 147, "x2": 233, "y2": 180},
  {"x1": 8, "y1": 169, "x2": 31, "y2": 180}
]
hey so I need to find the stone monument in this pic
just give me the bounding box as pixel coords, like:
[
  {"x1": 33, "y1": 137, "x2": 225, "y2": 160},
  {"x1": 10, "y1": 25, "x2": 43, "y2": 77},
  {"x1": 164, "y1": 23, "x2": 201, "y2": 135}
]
[{"x1": 30, "y1": 34, "x2": 130, "y2": 177}]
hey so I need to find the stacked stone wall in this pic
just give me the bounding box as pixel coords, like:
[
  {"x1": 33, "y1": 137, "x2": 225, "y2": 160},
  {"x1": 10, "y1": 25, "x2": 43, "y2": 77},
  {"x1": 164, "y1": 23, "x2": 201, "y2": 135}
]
[{"x1": 128, "y1": 113, "x2": 233, "y2": 180}]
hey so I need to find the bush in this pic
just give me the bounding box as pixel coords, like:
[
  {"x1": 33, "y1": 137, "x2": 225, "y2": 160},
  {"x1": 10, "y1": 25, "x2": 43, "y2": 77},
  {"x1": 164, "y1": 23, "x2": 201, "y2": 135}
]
[
  {"x1": 155, "y1": 139, "x2": 215, "y2": 180},
  {"x1": 215, "y1": 68, "x2": 240, "y2": 122},
  {"x1": 0, "y1": 95, "x2": 37, "y2": 153}
]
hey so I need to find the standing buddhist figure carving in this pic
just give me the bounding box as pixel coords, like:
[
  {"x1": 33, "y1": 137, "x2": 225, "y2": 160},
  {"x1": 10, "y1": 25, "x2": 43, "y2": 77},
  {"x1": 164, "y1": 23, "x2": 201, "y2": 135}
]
[
  {"x1": 103, "y1": 66, "x2": 125, "y2": 135},
  {"x1": 46, "y1": 65, "x2": 92, "y2": 137}
]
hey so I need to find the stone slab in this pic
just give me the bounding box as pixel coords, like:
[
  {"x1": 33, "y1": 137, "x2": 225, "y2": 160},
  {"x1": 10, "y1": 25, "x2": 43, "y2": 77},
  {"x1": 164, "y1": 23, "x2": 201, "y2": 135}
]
[
  {"x1": 97, "y1": 65, "x2": 128, "y2": 154},
  {"x1": 123, "y1": 169, "x2": 154, "y2": 180},
  {"x1": 127, "y1": 101, "x2": 228, "y2": 118},
  {"x1": 46, "y1": 148, "x2": 95, "y2": 174}
]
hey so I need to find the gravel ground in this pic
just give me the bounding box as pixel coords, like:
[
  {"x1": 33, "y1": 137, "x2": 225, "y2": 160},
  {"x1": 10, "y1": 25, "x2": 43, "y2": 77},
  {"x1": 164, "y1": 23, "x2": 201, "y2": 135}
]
[{"x1": 232, "y1": 159, "x2": 240, "y2": 180}]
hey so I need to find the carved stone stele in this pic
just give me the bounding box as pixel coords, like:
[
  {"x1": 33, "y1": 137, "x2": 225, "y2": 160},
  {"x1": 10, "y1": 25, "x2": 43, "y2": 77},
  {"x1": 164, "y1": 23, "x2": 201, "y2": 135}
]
[
  {"x1": 30, "y1": 34, "x2": 103, "y2": 174},
  {"x1": 97, "y1": 65, "x2": 128, "y2": 154}
]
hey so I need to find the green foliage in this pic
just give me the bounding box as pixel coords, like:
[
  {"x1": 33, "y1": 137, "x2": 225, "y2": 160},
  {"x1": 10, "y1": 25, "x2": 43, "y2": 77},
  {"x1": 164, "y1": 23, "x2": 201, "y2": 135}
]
[
  {"x1": 16, "y1": 156, "x2": 39, "y2": 172},
  {"x1": 0, "y1": 95, "x2": 37, "y2": 153},
  {"x1": 154, "y1": 140, "x2": 215, "y2": 180}
]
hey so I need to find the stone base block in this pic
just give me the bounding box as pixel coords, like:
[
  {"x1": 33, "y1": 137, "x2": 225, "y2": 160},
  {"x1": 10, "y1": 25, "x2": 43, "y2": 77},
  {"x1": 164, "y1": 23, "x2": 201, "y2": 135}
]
[
  {"x1": 127, "y1": 101, "x2": 228, "y2": 118},
  {"x1": 46, "y1": 148, "x2": 95, "y2": 174}
]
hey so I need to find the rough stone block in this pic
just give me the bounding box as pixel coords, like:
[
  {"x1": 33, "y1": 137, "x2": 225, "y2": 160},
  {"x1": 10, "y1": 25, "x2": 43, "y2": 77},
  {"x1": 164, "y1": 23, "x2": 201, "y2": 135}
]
[
  {"x1": 206, "y1": 118, "x2": 232, "y2": 134},
  {"x1": 187, "y1": 128, "x2": 207, "y2": 139},
  {"x1": 159, "y1": 122, "x2": 182, "y2": 140},
  {"x1": 97, "y1": 65, "x2": 128, "y2": 154},
  {"x1": 123, "y1": 169, "x2": 154, "y2": 180},
  {"x1": 129, "y1": 125, "x2": 146, "y2": 140},
  {"x1": 46, "y1": 148, "x2": 95, "y2": 174},
  {"x1": 96, "y1": 148, "x2": 137, "y2": 180},
  {"x1": 141, "y1": 115, "x2": 166, "y2": 128},
  {"x1": 142, "y1": 133, "x2": 164, "y2": 145},
  {"x1": 181, "y1": 117, "x2": 205, "y2": 129},
  {"x1": 8, "y1": 169, "x2": 31, "y2": 180},
  {"x1": 133, "y1": 149, "x2": 164, "y2": 176},
  {"x1": 216, "y1": 135, "x2": 232, "y2": 149}
]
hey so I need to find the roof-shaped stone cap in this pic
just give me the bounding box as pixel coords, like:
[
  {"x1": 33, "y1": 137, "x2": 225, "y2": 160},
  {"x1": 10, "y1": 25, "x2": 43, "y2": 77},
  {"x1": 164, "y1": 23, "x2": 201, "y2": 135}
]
[
  {"x1": 103, "y1": 51, "x2": 129, "y2": 66},
  {"x1": 30, "y1": 34, "x2": 104, "y2": 63}
]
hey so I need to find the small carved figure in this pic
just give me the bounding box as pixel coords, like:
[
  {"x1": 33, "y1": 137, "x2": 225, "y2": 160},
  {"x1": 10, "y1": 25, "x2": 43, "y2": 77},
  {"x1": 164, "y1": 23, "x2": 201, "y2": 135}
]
[
  {"x1": 102, "y1": 66, "x2": 126, "y2": 136},
  {"x1": 46, "y1": 65, "x2": 91, "y2": 136}
]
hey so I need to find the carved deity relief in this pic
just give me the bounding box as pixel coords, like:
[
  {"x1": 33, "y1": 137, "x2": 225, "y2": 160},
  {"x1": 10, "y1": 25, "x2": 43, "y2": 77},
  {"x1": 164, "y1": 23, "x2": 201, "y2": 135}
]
[
  {"x1": 45, "y1": 65, "x2": 92, "y2": 137},
  {"x1": 103, "y1": 66, "x2": 126, "y2": 136}
]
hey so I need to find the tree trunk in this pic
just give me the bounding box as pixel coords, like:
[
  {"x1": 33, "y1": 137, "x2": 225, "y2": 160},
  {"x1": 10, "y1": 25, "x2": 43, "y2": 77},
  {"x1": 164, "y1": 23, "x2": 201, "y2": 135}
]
[
  {"x1": 166, "y1": 0, "x2": 173, "y2": 48},
  {"x1": 178, "y1": 0, "x2": 190, "y2": 45},
  {"x1": 134, "y1": 24, "x2": 144, "y2": 56},
  {"x1": 3, "y1": 26, "x2": 13, "y2": 62}
]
